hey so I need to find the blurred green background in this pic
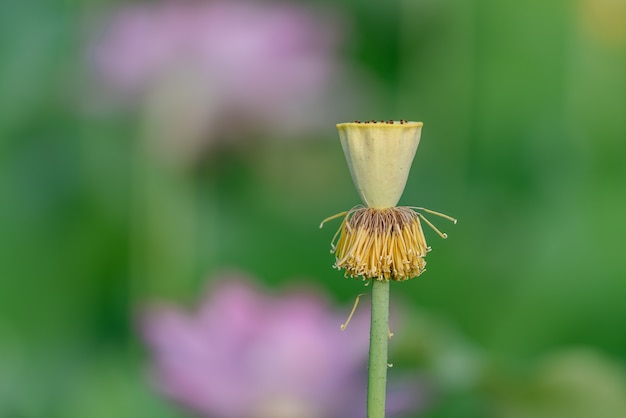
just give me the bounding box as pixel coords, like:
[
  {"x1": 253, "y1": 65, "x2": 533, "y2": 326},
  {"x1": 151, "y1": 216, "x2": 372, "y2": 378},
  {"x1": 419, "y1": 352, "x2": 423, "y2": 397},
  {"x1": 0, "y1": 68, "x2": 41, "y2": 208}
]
[{"x1": 1, "y1": 0, "x2": 626, "y2": 417}]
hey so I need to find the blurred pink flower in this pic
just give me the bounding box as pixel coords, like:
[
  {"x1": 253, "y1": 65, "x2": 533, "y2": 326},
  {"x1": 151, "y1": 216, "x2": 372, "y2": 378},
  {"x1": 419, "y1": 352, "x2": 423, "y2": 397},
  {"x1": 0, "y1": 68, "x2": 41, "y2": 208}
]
[
  {"x1": 91, "y1": 0, "x2": 346, "y2": 138},
  {"x1": 140, "y1": 273, "x2": 428, "y2": 418}
]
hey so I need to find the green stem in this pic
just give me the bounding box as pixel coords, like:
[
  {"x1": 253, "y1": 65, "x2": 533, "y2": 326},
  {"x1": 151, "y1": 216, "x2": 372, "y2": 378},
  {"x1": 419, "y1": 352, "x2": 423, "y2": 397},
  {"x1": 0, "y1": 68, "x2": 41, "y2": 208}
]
[{"x1": 367, "y1": 279, "x2": 390, "y2": 418}]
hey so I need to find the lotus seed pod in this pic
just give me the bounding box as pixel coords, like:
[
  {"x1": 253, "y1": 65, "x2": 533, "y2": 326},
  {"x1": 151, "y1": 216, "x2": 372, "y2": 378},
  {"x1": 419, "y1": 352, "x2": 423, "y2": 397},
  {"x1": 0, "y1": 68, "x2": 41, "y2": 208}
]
[{"x1": 336, "y1": 121, "x2": 423, "y2": 208}]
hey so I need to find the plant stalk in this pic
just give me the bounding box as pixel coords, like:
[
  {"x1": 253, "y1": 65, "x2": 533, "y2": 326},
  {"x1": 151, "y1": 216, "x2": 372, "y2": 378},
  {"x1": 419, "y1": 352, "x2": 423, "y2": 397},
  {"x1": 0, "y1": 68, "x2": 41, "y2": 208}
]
[{"x1": 367, "y1": 279, "x2": 390, "y2": 418}]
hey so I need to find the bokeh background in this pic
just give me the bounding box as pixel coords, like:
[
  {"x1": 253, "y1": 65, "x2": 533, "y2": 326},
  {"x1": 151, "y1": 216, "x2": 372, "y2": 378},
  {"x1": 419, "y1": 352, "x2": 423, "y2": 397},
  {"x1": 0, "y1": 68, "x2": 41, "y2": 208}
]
[{"x1": 1, "y1": 0, "x2": 626, "y2": 417}]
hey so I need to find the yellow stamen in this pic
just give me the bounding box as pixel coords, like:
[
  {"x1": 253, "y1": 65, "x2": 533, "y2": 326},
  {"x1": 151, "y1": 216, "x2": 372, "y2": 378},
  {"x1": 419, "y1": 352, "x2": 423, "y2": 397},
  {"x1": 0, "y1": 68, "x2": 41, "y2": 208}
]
[
  {"x1": 416, "y1": 212, "x2": 449, "y2": 239},
  {"x1": 340, "y1": 293, "x2": 366, "y2": 331},
  {"x1": 325, "y1": 206, "x2": 455, "y2": 281},
  {"x1": 319, "y1": 211, "x2": 349, "y2": 229},
  {"x1": 410, "y1": 207, "x2": 458, "y2": 224}
]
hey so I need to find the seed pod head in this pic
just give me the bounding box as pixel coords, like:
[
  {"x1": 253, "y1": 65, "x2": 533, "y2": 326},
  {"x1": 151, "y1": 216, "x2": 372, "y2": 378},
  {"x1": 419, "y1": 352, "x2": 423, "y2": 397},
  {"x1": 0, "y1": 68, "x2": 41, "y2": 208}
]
[{"x1": 336, "y1": 120, "x2": 423, "y2": 209}]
